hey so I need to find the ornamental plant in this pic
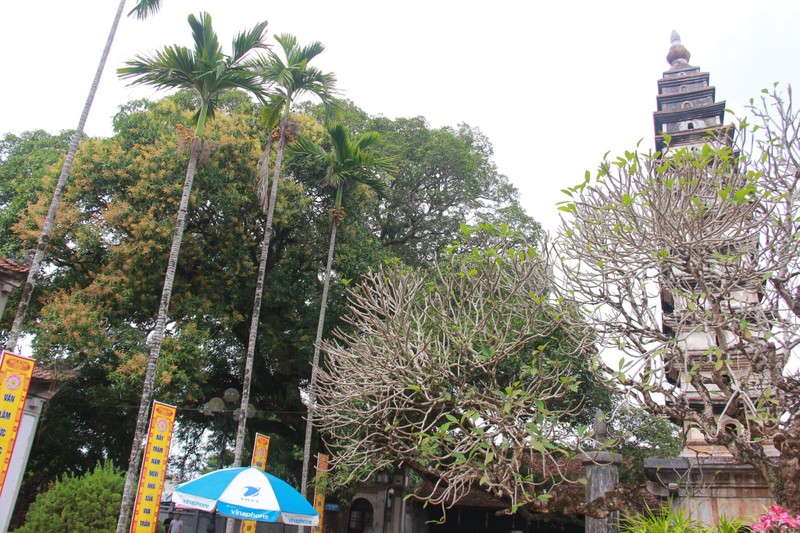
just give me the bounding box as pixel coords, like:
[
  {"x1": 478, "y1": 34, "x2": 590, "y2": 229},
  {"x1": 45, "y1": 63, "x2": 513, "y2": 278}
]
[
  {"x1": 620, "y1": 504, "x2": 703, "y2": 533},
  {"x1": 621, "y1": 505, "x2": 747, "y2": 533},
  {"x1": 751, "y1": 505, "x2": 800, "y2": 532},
  {"x1": 17, "y1": 461, "x2": 125, "y2": 533}
]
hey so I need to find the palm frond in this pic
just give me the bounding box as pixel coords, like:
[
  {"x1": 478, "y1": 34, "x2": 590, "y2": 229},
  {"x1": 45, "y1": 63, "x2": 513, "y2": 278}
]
[
  {"x1": 118, "y1": 46, "x2": 198, "y2": 90},
  {"x1": 256, "y1": 33, "x2": 339, "y2": 121},
  {"x1": 119, "y1": 12, "x2": 268, "y2": 135},
  {"x1": 261, "y1": 94, "x2": 286, "y2": 130},
  {"x1": 303, "y1": 69, "x2": 340, "y2": 120},
  {"x1": 127, "y1": 0, "x2": 163, "y2": 20},
  {"x1": 364, "y1": 155, "x2": 397, "y2": 180},
  {"x1": 273, "y1": 34, "x2": 299, "y2": 60},
  {"x1": 294, "y1": 67, "x2": 339, "y2": 100},
  {"x1": 354, "y1": 131, "x2": 381, "y2": 152},
  {"x1": 287, "y1": 135, "x2": 329, "y2": 166},
  {"x1": 189, "y1": 13, "x2": 223, "y2": 66},
  {"x1": 350, "y1": 173, "x2": 387, "y2": 197},
  {"x1": 327, "y1": 124, "x2": 350, "y2": 164},
  {"x1": 296, "y1": 41, "x2": 326, "y2": 64},
  {"x1": 210, "y1": 69, "x2": 264, "y2": 98},
  {"x1": 230, "y1": 20, "x2": 269, "y2": 63}
]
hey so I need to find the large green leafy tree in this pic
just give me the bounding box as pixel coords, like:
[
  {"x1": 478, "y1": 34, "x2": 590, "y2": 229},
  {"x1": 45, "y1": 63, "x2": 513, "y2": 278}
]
[
  {"x1": 231, "y1": 33, "x2": 339, "y2": 473},
  {"x1": 288, "y1": 123, "x2": 395, "y2": 496},
  {"x1": 371, "y1": 118, "x2": 538, "y2": 264},
  {"x1": 5, "y1": 0, "x2": 164, "y2": 349},
  {"x1": 0, "y1": 94, "x2": 541, "y2": 519},
  {"x1": 301, "y1": 102, "x2": 539, "y2": 265},
  {"x1": 6, "y1": 92, "x2": 300, "y2": 524},
  {"x1": 115, "y1": 13, "x2": 268, "y2": 531}
]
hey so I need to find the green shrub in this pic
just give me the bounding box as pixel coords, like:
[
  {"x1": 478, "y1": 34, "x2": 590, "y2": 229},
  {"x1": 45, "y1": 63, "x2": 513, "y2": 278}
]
[
  {"x1": 711, "y1": 516, "x2": 748, "y2": 533},
  {"x1": 621, "y1": 504, "x2": 704, "y2": 533},
  {"x1": 621, "y1": 504, "x2": 748, "y2": 533},
  {"x1": 16, "y1": 461, "x2": 125, "y2": 533}
]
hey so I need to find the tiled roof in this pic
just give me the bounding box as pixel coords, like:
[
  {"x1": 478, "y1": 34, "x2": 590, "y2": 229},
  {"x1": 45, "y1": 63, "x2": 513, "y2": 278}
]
[
  {"x1": 32, "y1": 365, "x2": 56, "y2": 381},
  {"x1": 0, "y1": 257, "x2": 30, "y2": 274},
  {"x1": 32, "y1": 364, "x2": 81, "y2": 383}
]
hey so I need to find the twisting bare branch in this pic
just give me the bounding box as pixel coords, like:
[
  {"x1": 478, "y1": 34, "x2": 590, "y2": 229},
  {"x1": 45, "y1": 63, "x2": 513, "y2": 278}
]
[
  {"x1": 557, "y1": 85, "x2": 800, "y2": 511},
  {"x1": 315, "y1": 224, "x2": 599, "y2": 515}
]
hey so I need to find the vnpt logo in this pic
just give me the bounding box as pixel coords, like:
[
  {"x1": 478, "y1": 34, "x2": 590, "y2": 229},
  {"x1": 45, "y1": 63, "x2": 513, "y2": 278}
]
[{"x1": 243, "y1": 486, "x2": 261, "y2": 497}]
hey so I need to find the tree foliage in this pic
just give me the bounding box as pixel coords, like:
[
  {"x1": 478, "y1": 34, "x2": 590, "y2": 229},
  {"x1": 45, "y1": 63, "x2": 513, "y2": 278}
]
[
  {"x1": 16, "y1": 461, "x2": 125, "y2": 533},
  {"x1": 300, "y1": 102, "x2": 540, "y2": 266},
  {"x1": 114, "y1": 15, "x2": 269, "y2": 531},
  {"x1": 558, "y1": 85, "x2": 800, "y2": 511},
  {"x1": 314, "y1": 223, "x2": 601, "y2": 516},
  {"x1": 0, "y1": 91, "x2": 537, "y2": 519}
]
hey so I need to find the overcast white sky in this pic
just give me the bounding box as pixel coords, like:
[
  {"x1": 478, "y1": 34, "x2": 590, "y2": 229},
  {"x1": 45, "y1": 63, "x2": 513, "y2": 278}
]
[{"x1": 2, "y1": 1, "x2": 799, "y2": 233}]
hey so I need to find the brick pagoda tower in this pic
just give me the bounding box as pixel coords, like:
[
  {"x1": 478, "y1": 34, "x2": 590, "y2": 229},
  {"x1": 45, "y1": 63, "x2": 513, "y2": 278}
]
[{"x1": 644, "y1": 32, "x2": 776, "y2": 525}]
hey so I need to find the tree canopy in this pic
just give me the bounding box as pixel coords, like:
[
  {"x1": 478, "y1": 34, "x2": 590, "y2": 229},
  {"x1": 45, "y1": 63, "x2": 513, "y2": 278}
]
[
  {"x1": 0, "y1": 90, "x2": 537, "y2": 523},
  {"x1": 557, "y1": 85, "x2": 800, "y2": 511},
  {"x1": 314, "y1": 223, "x2": 608, "y2": 518},
  {"x1": 300, "y1": 101, "x2": 540, "y2": 266}
]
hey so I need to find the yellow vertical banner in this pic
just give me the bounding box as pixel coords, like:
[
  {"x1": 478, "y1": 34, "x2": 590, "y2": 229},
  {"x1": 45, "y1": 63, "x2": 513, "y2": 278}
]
[
  {"x1": 311, "y1": 453, "x2": 330, "y2": 533},
  {"x1": 241, "y1": 433, "x2": 271, "y2": 533},
  {"x1": 0, "y1": 351, "x2": 35, "y2": 497},
  {"x1": 130, "y1": 401, "x2": 177, "y2": 533},
  {"x1": 250, "y1": 433, "x2": 270, "y2": 469}
]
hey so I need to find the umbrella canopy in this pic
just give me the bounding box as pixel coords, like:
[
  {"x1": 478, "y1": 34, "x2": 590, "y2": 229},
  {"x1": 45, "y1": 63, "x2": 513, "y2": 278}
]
[{"x1": 172, "y1": 467, "x2": 318, "y2": 527}]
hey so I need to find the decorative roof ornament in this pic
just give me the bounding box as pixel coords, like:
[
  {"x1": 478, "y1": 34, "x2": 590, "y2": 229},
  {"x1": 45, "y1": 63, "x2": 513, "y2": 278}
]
[{"x1": 666, "y1": 30, "x2": 691, "y2": 68}]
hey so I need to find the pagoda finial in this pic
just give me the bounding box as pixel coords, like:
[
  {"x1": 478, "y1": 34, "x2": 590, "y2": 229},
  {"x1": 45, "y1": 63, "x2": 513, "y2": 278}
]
[{"x1": 666, "y1": 30, "x2": 691, "y2": 67}]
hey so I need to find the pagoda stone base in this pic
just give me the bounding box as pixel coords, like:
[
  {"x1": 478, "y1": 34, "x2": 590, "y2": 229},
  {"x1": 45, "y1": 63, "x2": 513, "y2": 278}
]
[{"x1": 644, "y1": 456, "x2": 774, "y2": 525}]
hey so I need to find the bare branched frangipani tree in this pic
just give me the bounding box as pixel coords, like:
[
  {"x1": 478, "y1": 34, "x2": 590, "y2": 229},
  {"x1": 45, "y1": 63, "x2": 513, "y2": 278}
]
[
  {"x1": 557, "y1": 86, "x2": 800, "y2": 511},
  {"x1": 314, "y1": 225, "x2": 605, "y2": 518}
]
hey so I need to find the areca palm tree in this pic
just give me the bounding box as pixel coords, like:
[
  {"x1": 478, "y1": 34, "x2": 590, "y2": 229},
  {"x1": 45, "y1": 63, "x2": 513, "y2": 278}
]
[
  {"x1": 4, "y1": 0, "x2": 163, "y2": 351},
  {"x1": 230, "y1": 34, "x2": 338, "y2": 475},
  {"x1": 114, "y1": 13, "x2": 268, "y2": 532},
  {"x1": 288, "y1": 124, "x2": 395, "y2": 498}
]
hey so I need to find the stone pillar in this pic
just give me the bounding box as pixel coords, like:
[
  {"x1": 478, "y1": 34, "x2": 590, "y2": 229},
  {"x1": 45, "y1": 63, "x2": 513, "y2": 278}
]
[
  {"x1": 0, "y1": 367, "x2": 75, "y2": 532},
  {"x1": 582, "y1": 451, "x2": 622, "y2": 533},
  {"x1": 0, "y1": 283, "x2": 11, "y2": 319},
  {"x1": 0, "y1": 395, "x2": 45, "y2": 532}
]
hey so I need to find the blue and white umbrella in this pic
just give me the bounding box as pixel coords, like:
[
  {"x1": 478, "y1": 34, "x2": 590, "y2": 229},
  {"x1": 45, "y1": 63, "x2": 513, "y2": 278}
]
[{"x1": 172, "y1": 467, "x2": 319, "y2": 527}]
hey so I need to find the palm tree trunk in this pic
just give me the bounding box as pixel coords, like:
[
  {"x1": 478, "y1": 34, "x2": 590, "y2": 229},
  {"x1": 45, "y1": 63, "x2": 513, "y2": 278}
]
[
  {"x1": 5, "y1": 0, "x2": 128, "y2": 351},
  {"x1": 231, "y1": 121, "x2": 286, "y2": 468},
  {"x1": 224, "y1": 118, "x2": 288, "y2": 533},
  {"x1": 300, "y1": 215, "x2": 339, "y2": 499},
  {"x1": 116, "y1": 136, "x2": 202, "y2": 533},
  {"x1": 256, "y1": 135, "x2": 273, "y2": 212}
]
